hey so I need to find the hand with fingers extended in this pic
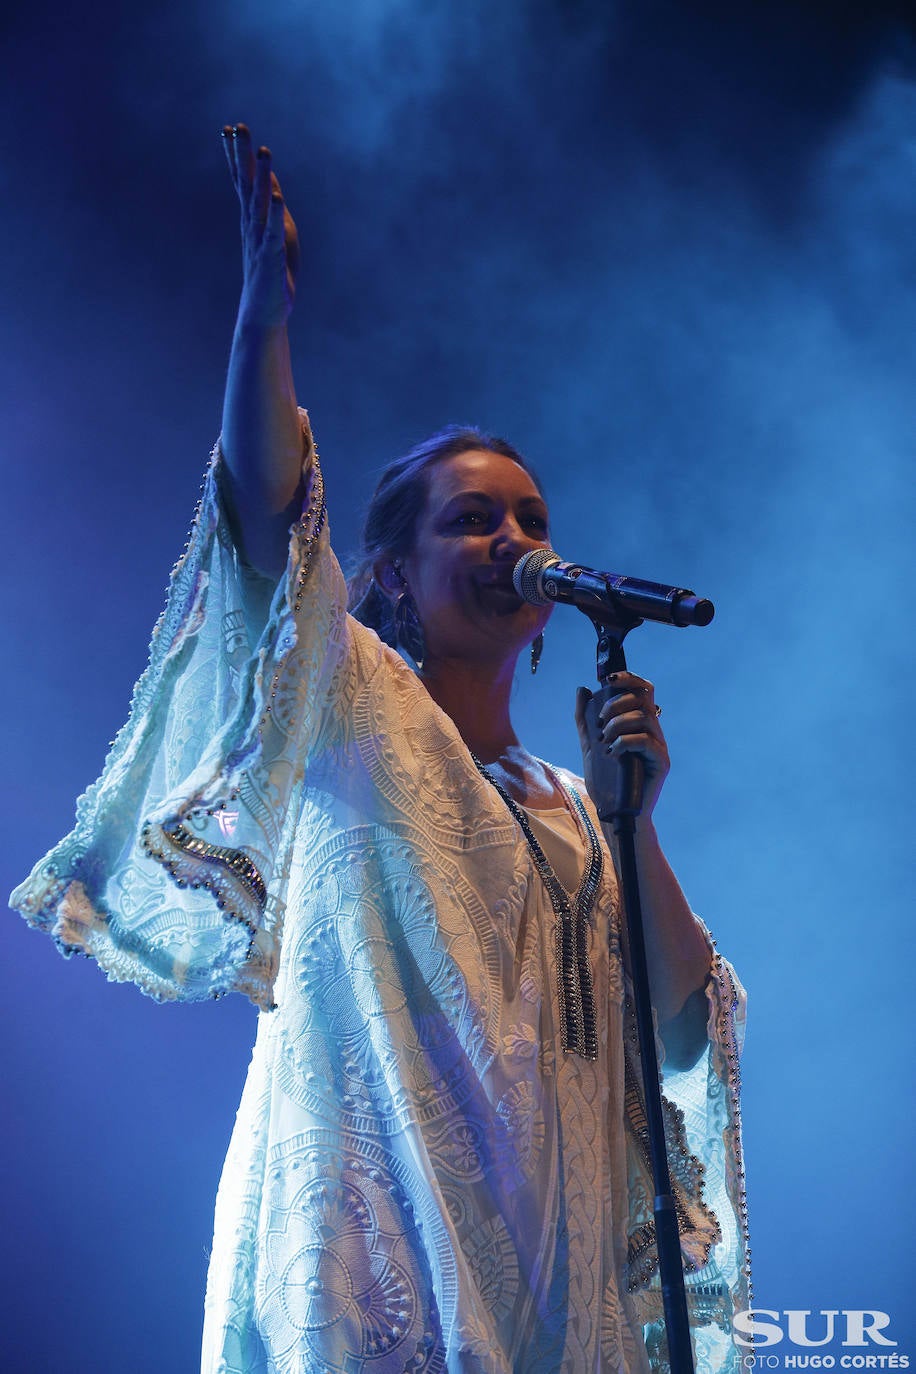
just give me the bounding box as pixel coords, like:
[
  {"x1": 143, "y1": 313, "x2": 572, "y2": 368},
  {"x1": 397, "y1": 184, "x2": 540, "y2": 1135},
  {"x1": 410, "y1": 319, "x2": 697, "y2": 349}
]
[
  {"x1": 222, "y1": 123, "x2": 300, "y2": 329},
  {"x1": 575, "y1": 674, "x2": 670, "y2": 824}
]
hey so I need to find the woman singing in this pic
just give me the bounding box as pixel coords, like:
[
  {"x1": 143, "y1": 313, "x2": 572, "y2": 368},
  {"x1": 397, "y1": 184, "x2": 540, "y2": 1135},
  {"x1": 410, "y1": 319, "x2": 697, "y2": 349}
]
[{"x1": 11, "y1": 125, "x2": 749, "y2": 1373}]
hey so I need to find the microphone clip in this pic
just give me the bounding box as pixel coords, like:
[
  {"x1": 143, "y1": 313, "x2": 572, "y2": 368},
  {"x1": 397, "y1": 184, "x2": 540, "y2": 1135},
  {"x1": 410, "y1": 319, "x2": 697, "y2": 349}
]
[{"x1": 588, "y1": 608, "x2": 643, "y2": 684}]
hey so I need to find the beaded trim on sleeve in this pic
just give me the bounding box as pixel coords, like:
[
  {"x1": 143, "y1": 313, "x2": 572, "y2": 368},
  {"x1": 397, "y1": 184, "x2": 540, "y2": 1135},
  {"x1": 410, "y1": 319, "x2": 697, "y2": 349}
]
[
  {"x1": 291, "y1": 443, "x2": 326, "y2": 615},
  {"x1": 623, "y1": 1054, "x2": 722, "y2": 1291},
  {"x1": 140, "y1": 820, "x2": 267, "y2": 935},
  {"x1": 709, "y1": 945, "x2": 753, "y2": 1302},
  {"x1": 471, "y1": 756, "x2": 602, "y2": 1060}
]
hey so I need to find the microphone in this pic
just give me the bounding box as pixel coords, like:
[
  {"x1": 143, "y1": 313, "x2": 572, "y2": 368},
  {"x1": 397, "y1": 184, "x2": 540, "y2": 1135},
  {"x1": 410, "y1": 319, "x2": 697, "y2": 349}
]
[{"x1": 512, "y1": 548, "x2": 714, "y2": 628}]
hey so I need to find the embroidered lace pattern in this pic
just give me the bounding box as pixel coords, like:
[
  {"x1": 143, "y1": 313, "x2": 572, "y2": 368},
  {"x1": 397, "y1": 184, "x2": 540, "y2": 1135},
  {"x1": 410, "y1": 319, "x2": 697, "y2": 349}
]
[{"x1": 10, "y1": 412, "x2": 750, "y2": 1372}]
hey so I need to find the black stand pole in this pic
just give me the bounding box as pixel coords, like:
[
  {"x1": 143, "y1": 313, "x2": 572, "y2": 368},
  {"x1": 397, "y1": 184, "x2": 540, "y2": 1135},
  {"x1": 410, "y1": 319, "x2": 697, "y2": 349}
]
[{"x1": 591, "y1": 616, "x2": 696, "y2": 1374}]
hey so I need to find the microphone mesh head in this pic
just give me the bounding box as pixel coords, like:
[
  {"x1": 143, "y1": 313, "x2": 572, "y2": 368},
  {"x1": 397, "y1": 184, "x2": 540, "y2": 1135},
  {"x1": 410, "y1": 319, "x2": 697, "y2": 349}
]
[{"x1": 513, "y1": 548, "x2": 560, "y2": 605}]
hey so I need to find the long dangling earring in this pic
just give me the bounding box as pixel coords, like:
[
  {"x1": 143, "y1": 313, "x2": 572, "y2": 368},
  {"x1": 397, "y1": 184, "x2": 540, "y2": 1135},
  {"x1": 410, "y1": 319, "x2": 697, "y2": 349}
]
[
  {"x1": 392, "y1": 562, "x2": 427, "y2": 668},
  {"x1": 530, "y1": 631, "x2": 544, "y2": 675}
]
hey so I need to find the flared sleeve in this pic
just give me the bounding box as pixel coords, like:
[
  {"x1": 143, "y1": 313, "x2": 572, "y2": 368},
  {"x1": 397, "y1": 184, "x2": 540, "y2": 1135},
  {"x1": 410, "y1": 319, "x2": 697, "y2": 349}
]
[
  {"x1": 10, "y1": 411, "x2": 347, "y2": 1010},
  {"x1": 625, "y1": 932, "x2": 751, "y2": 1373}
]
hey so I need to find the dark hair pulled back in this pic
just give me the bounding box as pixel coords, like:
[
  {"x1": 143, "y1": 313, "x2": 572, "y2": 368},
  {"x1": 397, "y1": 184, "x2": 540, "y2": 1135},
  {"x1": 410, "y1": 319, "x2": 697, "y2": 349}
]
[{"x1": 348, "y1": 425, "x2": 544, "y2": 649}]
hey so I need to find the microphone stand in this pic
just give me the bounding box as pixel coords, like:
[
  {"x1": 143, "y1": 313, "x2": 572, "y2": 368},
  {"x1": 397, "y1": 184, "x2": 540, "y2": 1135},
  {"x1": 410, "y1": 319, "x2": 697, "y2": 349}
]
[{"x1": 590, "y1": 611, "x2": 696, "y2": 1374}]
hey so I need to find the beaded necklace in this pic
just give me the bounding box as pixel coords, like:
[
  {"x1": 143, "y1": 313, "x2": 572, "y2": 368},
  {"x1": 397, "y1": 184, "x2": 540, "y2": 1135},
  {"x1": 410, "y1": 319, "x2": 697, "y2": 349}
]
[{"x1": 470, "y1": 755, "x2": 602, "y2": 1061}]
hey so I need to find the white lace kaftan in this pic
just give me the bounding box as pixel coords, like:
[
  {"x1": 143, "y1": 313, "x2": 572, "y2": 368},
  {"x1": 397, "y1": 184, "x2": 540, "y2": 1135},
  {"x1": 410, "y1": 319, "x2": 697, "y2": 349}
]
[{"x1": 11, "y1": 421, "x2": 750, "y2": 1373}]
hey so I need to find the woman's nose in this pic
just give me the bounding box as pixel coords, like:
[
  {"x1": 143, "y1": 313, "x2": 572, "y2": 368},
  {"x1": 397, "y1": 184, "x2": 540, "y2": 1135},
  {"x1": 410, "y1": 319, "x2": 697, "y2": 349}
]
[
  {"x1": 491, "y1": 520, "x2": 527, "y2": 560},
  {"x1": 491, "y1": 517, "x2": 543, "y2": 561}
]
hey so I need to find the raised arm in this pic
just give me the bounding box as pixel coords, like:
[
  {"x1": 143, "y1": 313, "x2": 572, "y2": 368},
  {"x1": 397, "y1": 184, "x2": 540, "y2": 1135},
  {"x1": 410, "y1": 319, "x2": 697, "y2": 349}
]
[{"x1": 220, "y1": 124, "x2": 308, "y2": 576}]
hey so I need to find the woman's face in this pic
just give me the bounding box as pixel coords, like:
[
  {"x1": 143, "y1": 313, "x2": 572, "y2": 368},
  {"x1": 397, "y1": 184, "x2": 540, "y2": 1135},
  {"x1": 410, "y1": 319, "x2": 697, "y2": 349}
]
[{"x1": 399, "y1": 448, "x2": 553, "y2": 668}]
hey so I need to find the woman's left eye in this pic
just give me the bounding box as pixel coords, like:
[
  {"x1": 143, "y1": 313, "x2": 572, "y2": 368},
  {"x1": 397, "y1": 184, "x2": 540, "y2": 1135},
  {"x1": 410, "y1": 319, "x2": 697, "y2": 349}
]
[{"x1": 524, "y1": 516, "x2": 549, "y2": 534}]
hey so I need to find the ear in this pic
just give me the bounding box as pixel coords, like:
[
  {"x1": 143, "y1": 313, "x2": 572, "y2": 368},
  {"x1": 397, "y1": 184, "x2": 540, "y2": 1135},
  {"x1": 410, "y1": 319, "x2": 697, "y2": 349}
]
[{"x1": 373, "y1": 557, "x2": 405, "y2": 602}]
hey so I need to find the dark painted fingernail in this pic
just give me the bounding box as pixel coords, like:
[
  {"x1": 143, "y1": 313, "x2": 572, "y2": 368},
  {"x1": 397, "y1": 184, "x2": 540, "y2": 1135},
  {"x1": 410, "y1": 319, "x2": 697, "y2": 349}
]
[{"x1": 257, "y1": 146, "x2": 270, "y2": 159}]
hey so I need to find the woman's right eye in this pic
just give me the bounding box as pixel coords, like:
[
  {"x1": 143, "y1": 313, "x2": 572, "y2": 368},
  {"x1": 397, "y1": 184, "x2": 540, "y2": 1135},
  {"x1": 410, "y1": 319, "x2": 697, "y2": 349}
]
[{"x1": 453, "y1": 511, "x2": 486, "y2": 528}]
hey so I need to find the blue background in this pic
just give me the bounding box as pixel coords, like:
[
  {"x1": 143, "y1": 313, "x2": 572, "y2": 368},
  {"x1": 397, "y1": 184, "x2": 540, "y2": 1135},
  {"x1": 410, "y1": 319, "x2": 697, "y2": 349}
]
[{"x1": 2, "y1": 1, "x2": 914, "y2": 1368}]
